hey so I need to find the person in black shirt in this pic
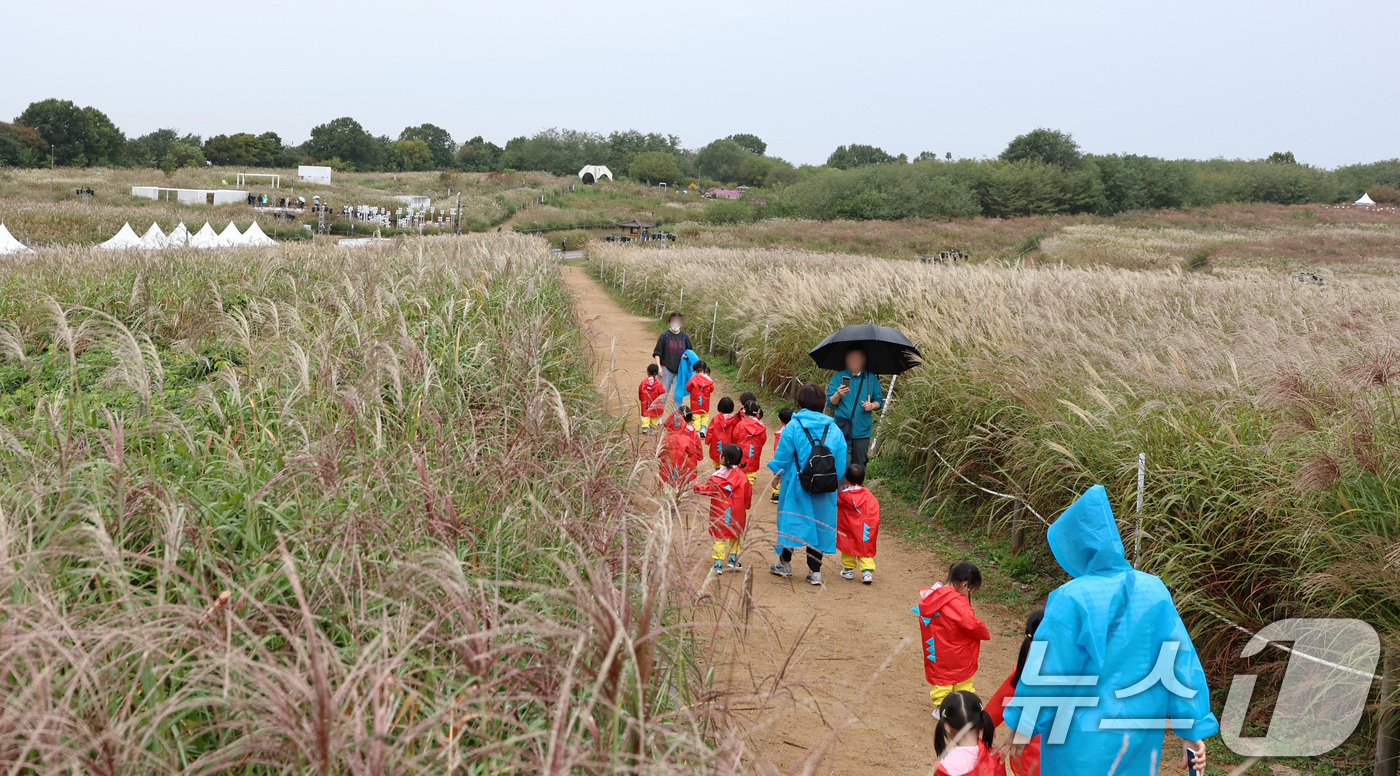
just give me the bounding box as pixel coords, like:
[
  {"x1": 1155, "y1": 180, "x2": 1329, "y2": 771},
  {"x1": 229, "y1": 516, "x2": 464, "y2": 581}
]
[{"x1": 652, "y1": 312, "x2": 692, "y2": 395}]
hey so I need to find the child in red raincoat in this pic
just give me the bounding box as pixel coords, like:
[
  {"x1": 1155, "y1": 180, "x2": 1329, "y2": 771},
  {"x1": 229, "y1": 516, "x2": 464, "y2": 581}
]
[
  {"x1": 695, "y1": 443, "x2": 751, "y2": 573},
  {"x1": 731, "y1": 400, "x2": 768, "y2": 485},
  {"x1": 836, "y1": 463, "x2": 880, "y2": 584},
  {"x1": 638, "y1": 364, "x2": 665, "y2": 434},
  {"x1": 985, "y1": 609, "x2": 1044, "y2": 776},
  {"x1": 659, "y1": 407, "x2": 702, "y2": 494},
  {"x1": 707, "y1": 397, "x2": 737, "y2": 466},
  {"x1": 685, "y1": 361, "x2": 715, "y2": 438},
  {"x1": 934, "y1": 691, "x2": 1005, "y2": 776},
  {"x1": 769, "y1": 407, "x2": 792, "y2": 503},
  {"x1": 916, "y1": 562, "x2": 991, "y2": 710}
]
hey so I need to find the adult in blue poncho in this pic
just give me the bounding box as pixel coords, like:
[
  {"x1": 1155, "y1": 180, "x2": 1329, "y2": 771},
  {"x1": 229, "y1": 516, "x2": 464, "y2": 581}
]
[
  {"x1": 765, "y1": 383, "x2": 847, "y2": 586},
  {"x1": 1003, "y1": 485, "x2": 1217, "y2": 775}
]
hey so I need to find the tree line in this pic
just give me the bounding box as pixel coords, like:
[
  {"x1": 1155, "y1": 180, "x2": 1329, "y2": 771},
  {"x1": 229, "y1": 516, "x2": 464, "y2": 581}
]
[{"x1": 3, "y1": 99, "x2": 1398, "y2": 218}]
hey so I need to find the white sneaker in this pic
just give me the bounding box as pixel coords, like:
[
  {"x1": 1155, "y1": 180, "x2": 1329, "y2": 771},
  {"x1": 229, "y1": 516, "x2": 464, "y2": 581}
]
[
  {"x1": 769, "y1": 563, "x2": 791, "y2": 578},
  {"x1": 839, "y1": 568, "x2": 855, "y2": 580},
  {"x1": 806, "y1": 572, "x2": 822, "y2": 586},
  {"x1": 862, "y1": 569, "x2": 873, "y2": 585}
]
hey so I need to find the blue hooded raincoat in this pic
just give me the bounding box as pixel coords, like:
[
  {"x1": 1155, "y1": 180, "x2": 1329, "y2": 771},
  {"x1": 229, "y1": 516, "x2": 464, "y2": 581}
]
[
  {"x1": 1002, "y1": 485, "x2": 1218, "y2": 776},
  {"x1": 671, "y1": 349, "x2": 700, "y2": 405},
  {"x1": 766, "y1": 409, "x2": 847, "y2": 553}
]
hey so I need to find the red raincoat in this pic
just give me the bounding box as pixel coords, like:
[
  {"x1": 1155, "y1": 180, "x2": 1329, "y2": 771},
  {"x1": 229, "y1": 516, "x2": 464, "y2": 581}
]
[
  {"x1": 934, "y1": 743, "x2": 1005, "y2": 776},
  {"x1": 836, "y1": 485, "x2": 880, "y2": 558},
  {"x1": 707, "y1": 412, "x2": 737, "y2": 463},
  {"x1": 731, "y1": 415, "x2": 768, "y2": 473},
  {"x1": 916, "y1": 583, "x2": 992, "y2": 685},
  {"x1": 686, "y1": 373, "x2": 715, "y2": 414},
  {"x1": 638, "y1": 376, "x2": 665, "y2": 418},
  {"x1": 986, "y1": 670, "x2": 1042, "y2": 776},
  {"x1": 659, "y1": 424, "x2": 702, "y2": 488},
  {"x1": 695, "y1": 466, "x2": 752, "y2": 540}
]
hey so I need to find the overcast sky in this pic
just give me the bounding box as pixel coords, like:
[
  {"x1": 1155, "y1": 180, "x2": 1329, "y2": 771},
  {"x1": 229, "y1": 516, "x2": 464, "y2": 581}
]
[{"x1": 3, "y1": 0, "x2": 1394, "y2": 168}]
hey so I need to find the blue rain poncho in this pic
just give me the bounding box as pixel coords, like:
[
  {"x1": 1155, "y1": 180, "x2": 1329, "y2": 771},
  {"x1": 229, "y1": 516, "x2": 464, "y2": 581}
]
[
  {"x1": 671, "y1": 349, "x2": 700, "y2": 404},
  {"x1": 766, "y1": 409, "x2": 847, "y2": 553},
  {"x1": 1002, "y1": 485, "x2": 1218, "y2": 776}
]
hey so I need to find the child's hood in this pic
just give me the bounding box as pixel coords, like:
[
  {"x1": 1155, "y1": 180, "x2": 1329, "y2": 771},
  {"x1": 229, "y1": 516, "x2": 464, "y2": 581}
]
[{"x1": 918, "y1": 582, "x2": 966, "y2": 616}]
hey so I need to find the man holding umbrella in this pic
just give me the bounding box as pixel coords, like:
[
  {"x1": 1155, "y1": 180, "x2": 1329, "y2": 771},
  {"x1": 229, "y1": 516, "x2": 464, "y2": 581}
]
[
  {"x1": 810, "y1": 324, "x2": 921, "y2": 467},
  {"x1": 827, "y1": 348, "x2": 883, "y2": 466}
]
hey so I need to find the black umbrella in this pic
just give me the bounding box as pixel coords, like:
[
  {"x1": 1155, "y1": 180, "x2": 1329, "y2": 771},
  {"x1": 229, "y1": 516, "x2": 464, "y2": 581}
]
[{"x1": 808, "y1": 323, "x2": 922, "y2": 375}]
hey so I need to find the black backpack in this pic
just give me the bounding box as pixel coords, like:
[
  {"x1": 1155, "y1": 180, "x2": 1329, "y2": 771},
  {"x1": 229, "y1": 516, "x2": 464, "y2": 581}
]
[{"x1": 794, "y1": 419, "x2": 839, "y2": 494}]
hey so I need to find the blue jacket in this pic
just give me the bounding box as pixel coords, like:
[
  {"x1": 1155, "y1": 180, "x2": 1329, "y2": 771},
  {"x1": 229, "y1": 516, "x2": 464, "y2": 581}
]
[
  {"x1": 826, "y1": 370, "x2": 884, "y2": 440},
  {"x1": 1002, "y1": 485, "x2": 1219, "y2": 776},
  {"x1": 671, "y1": 349, "x2": 700, "y2": 404},
  {"x1": 766, "y1": 409, "x2": 847, "y2": 553}
]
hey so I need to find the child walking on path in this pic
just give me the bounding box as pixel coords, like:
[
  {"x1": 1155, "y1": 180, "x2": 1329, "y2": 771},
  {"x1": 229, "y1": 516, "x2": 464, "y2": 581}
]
[
  {"x1": 986, "y1": 609, "x2": 1044, "y2": 776},
  {"x1": 638, "y1": 364, "x2": 665, "y2": 434},
  {"x1": 916, "y1": 562, "x2": 991, "y2": 710},
  {"x1": 696, "y1": 443, "x2": 752, "y2": 574},
  {"x1": 933, "y1": 691, "x2": 1005, "y2": 776},
  {"x1": 732, "y1": 400, "x2": 768, "y2": 485},
  {"x1": 685, "y1": 361, "x2": 715, "y2": 437},
  {"x1": 769, "y1": 407, "x2": 792, "y2": 503},
  {"x1": 707, "y1": 397, "x2": 737, "y2": 465},
  {"x1": 659, "y1": 407, "x2": 702, "y2": 494},
  {"x1": 836, "y1": 463, "x2": 880, "y2": 584}
]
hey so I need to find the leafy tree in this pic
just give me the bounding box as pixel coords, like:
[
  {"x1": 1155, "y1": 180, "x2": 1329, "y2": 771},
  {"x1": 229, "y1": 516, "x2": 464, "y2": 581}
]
[
  {"x1": 159, "y1": 142, "x2": 205, "y2": 176},
  {"x1": 387, "y1": 139, "x2": 435, "y2": 171},
  {"x1": 826, "y1": 144, "x2": 904, "y2": 169},
  {"x1": 776, "y1": 164, "x2": 980, "y2": 220},
  {"x1": 737, "y1": 155, "x2": 795, "y2": 187},
  {"x1": 503, "y1": 128, "x2": 609, "y2": 176},
  {"x1": 0, "y1": 122, "x2": 47, "y2": 167},
  {"x1": 16, "y1": 99, "x2": 126, "y2": 166},
  {"x1": 129, "y1": 128, "x2": 180, "y2": 166},
  {"x1": 455, "y1": 136, "x2": 503, "y2": 172},
  {"x1": 607, "y1": 130, "x2": 681, "y2": 176},
  {"x1": 203, "y1": 133, "x2": 280, "y2": 166},
  {"x1": 703, "y1": 199, "x2": 756, "y2": 225},
  {"x1": 307, "y1": 117, "x2": 384, "y2": 171},
  {"x1": 1334, "y1": 159, "x2": 1400, "y2": 200},
  {"x1": 725, "y1": 133, "x2": 767, "y2": 155},
  {"x1": 1266, "y1": 150, "x2": 1297, "y2": 165},
  {"x1": 399, "y1": 123, "x2": 456, "y2": 168},
  {"x1": 629, "y1": 151, "x2": 680, "y2": 184},
  {"x1": 694, "y1": 139, "x2": 751, "y2": 183},
  {"x1": 1000, "y1": 128, "x2": 1083, "y2": 170}
]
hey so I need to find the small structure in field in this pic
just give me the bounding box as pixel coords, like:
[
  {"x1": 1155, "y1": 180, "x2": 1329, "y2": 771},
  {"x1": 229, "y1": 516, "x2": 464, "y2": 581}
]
[
  {"x1": 298, "y1": 165, "x2": 333, "y2": 184},
  {"x1": 616, "y1": 219, "x2": 654, "y2": 240},
  {"x1": 578, "y1": 165, "x2": 613, "y2": 184},
  {"x1": 1355, "y1": 192, "x2": 1377, "y2": 206},
  {"x1": 709, "y1": 188, "x2": 743, "y2": 199},
  {"x1": 0, "y1": 223, "x2": 33, "y2": 255},
  {"x1": 131, "y1": 186, "x2": 249, "y2": 205},
  {"x1": 393, "y1": 195, "x2": 431, "y2": 209}
]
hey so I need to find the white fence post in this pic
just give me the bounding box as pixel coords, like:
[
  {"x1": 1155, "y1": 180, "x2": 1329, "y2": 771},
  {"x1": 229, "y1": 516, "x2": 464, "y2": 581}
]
[
  {"x1": 760, "y1": 322, "x2": 770, "y2": 387},
  {"x1": 710, "y1": 301, "x2": 719, "y2": 353},
  {"x1": 869, "y1": 373, "x2": 898, "y2": 457},
  {"x1": 1134, "y1": 452, "x2": 1146, "y2": 568}
]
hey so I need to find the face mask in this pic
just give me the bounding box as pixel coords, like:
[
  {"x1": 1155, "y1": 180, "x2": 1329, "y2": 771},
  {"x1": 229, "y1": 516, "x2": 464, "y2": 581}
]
[{"x1": 670, "y1": 323, "x2": 681, "y2": 332}]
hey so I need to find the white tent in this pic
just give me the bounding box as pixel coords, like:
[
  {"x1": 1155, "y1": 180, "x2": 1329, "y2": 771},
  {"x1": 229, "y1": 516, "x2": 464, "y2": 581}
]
[
  {"x1": 0, "y1": 223, "x2": 33, "y2": 255},
  {"x1": 218, "y1": 221, "x2": 246, "y2": 247},
  {"x1": 166, "y1": 222, "x2": 190, "y2": 247},
  {"x1": 138, "y1": 222, "x2": 168, "y2": 250},
  {"x1": 578, "y1": 165, "x2": 613, "y2": 184},
  {"x1": 188, "y1": 222, "x2": 221, "y2": 250},
  {"x1": 99, "y1": 222, "x2": 143, "y2": 251},
  {"x1": 1356, "y1": 192, "x2": 1377, "y2": 206},
  {"x1": 242, "y1": 220, "x2": 277, "y2": 246}
]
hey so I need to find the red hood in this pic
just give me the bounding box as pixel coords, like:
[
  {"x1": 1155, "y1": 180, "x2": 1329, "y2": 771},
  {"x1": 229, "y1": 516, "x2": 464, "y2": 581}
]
[{"x1": 918, "y1": 584, "x2": 963, "y2": 616}]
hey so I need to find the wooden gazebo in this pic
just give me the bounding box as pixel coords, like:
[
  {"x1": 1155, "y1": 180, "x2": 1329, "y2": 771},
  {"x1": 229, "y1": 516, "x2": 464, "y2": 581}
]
[{"x1": 616, "y1": 219, "x2": 654, "y2": 240}]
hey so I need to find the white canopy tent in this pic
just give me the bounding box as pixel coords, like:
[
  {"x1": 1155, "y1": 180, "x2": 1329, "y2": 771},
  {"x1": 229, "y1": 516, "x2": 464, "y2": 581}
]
[
  {"x1": 100, "y1": 222, "x2": 143, "y2": 251},
  {"x1": 1356, "y1": 192, "x2": 1377, "y2": 206},
  {"x1": 242, "y1": 220, "x2": 276, "y2": 246},
  {"x1": 578, "y1": 165, "x2": 613, "y2": 184},
  {"x1": 188, "y1": 222, "x2": 221, "y2": 250},
  {"x1": 0, "y1": 223, "x2": 33, "y2": 255},
  {"x1": 166, "y1": 222, "x2": 190, "y2": 247},
  {"x1": 218, "y1": 221, "x2": 246, "y2": 247},
  {"x1": 139, "y1": 223, "x2": 168, "y2": 249}
]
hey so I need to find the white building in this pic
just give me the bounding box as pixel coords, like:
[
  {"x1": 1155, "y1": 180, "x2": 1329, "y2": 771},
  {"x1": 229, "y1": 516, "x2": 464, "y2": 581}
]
[
  {"x1": 131, "y1": 187, "x2": 249, "y2": 205},
  {"x1": 393, "y1": 195, "x2": 431, "y2": 208},
  {"x1": 298, "y1": 165, "x2": 333, "y2": 184}
]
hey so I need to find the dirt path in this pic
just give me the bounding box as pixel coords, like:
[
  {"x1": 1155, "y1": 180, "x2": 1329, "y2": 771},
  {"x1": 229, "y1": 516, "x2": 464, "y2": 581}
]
[{"x1": 562, "y1": 264, "x2": 1024, "y2": 774}]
